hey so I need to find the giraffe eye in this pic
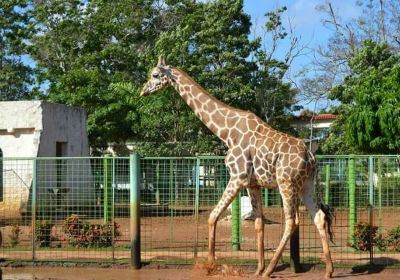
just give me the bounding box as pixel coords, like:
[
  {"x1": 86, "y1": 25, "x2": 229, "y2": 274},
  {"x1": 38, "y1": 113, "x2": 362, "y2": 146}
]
[{"x1": 152, "y1": 73, "x2": 160, "y2": 78}]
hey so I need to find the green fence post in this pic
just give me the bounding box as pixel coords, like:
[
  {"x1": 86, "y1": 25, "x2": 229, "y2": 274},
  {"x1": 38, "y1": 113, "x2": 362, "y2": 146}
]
[
  {"x1": 368, "y1": 156, "x2": 374, "y2": 263},
  {"x1": 194, "y1": 158, "x2": 200, "y2": 258},
  {"x1": 155, "y1": 162, "x2": 160, "y2": 205},
  {"x1": 130, "y1": 153, "x2": 141, "y2": 269},
  {"x1": 112, "y1": 157, "x2": 116, "y2": 262},
  {"x1": 348, "y1": 156, "x2": 356, "y2": 245},
  {"x1": 231, "y1": 194, "x2": 240, "y2": 251},
  {"x1": 32, "y1": 158, "x2": 37, "y2": 260},
  {"x1": 377, "y1": 158, "x2": 382, "y2": 232},
  {"x1": 325, "y1": 164, "x2": 330, "y2": 204},
  {"x1": 103, "y1": 155, "x2": 112, "y2": 223},
  {"x1": 169, "y1": 159, "x2": 174, "y2": 241}
]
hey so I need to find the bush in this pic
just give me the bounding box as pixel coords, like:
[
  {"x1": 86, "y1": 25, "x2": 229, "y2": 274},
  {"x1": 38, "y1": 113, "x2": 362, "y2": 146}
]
[
  {"x1": 36, "y1": 220, "x2": 54, "y2": 247},
  {"x1": 63, "y1": 214, "x2": 120, "y2": 248},
  {"x1": 374, "y1": 233, "x2": 387, "y2": 251},
  {"x1": 385, "y1": 225, "x2": 400, "y2": 252},
  {"x1": 352, "y1": 223, "x2": 400, "y2": 252},
  {"x1": 9, "y1": 225, "x2": 22, "y2": 247},
  {"x1": 352, "y1": 222, "x2": 378, "y2": 251}
]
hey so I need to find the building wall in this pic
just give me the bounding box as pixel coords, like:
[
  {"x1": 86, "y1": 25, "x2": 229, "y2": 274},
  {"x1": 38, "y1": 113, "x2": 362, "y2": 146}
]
[
  {"x1": 0, "y1": 101, "x2": 93, "y2": 219},
  {"x1": 0, "y1": 101, "x2": 43, "y2": 158},
  {"x1": 38, "y1": 102, "x2": 89, "y2": 157}
]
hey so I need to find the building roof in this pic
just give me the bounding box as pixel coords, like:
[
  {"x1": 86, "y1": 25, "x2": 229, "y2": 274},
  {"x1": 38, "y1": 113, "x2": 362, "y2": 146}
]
[
  {"x1": 295, "y1": 113, "x2": 337, "y2": 122},
  {"x1": 313, "y1": 114, "x2": 337, "y2": 121}
]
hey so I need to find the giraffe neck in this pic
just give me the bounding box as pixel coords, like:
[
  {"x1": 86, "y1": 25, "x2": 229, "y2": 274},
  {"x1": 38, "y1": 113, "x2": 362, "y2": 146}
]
[{"x1": 169, "y1": 67, "x2": 236, "y2": 145}]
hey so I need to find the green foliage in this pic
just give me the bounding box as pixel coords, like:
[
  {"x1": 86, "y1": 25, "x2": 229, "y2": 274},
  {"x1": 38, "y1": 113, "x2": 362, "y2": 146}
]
[
  {"x1": 1, "y1": 0, "x2": 298, "y2": 153},
  {"x1": 351, "y1": 222, "x2": 400, "y2": 252},
  {"x1": 9, "y1": 225, "x2": 22, "y2": 247},
  {"x1": 323, "y1": 40, "x2": 400, "y2": 154},
  {"x1": 0, "y1": 0, "x2": 35, "y2": 100},
  {"x1": 30, "y1": 0, "x2": 154, "y2": 148},
  {"x1": 319, "y1": 110, "x2": 357, "y2": 155},
  {"x1": 113, "y1": 1, "x2": 296, "y2": 155},
  {"x1": 351, "y1": 222, "x2": 378, "y2": 251},
  {"x1": 63, "y1": 214, "x2": 120, "y2": 248},
  {"x1": 385, "y1": 225, "x2": 400, "y2": 252},
  {"x1": 35, "y1": 220, "x2": 54, "y2": 248}
]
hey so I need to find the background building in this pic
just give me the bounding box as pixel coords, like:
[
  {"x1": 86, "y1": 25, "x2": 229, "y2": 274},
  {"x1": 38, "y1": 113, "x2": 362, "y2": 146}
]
[{"x1": 0, "y1": 101, "x2": 93, "y2": 219}]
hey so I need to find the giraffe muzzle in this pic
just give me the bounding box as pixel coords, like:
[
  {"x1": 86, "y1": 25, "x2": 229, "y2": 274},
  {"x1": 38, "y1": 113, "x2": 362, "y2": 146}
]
[{"x1": 140, "y1": 87, "x2": 150, "y2": 96}]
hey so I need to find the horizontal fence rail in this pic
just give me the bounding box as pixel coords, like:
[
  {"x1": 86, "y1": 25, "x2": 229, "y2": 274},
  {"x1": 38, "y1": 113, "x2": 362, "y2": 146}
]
[{"x1": 0, "y1": 155, "x2": 399, "y2": 267}]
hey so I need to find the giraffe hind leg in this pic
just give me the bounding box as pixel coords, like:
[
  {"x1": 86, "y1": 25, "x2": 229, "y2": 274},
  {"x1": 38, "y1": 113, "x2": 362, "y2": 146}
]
[{"x1": 301, "y1": 178, "x2": 334, "y2": 279}]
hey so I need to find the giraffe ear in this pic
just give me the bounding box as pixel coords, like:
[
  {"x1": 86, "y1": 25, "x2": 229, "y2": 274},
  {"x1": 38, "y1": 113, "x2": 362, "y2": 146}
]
[{"x1": 157, "y1": 55, "x2": 166, "y2": 66}]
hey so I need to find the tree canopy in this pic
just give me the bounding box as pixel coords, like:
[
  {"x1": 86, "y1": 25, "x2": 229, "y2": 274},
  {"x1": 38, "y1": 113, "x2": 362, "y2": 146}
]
[
  {"x1": 8, "y1": 1, "x2": 400, "y2": 155},
  {"x1": 3, "y1": 0, "x2": 296, "y2": 155},
  {"x1": 0, "y1": 1, "x2": 34, "y2": 100},
  {"x1": 321, "y1": 40, "x2": 400, "y2": 154}
]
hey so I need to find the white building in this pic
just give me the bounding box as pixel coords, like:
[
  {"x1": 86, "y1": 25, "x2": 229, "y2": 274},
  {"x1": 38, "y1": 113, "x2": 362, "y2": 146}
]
[
  {"x1": 0, "y1": 101, "x2": 94, "y2": 219},
  {"x1": 291, "y1": 113, "x2": 337, "y2": 152}
]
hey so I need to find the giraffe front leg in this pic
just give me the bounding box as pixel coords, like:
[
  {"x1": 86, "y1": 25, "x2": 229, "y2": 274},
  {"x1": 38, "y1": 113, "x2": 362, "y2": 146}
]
[
  {"x1": 208, "y1": 179, "x2": 241, "y2": 264},
  {"x1": 263, "y1": 185, "x2": 298, "y2": 278}
]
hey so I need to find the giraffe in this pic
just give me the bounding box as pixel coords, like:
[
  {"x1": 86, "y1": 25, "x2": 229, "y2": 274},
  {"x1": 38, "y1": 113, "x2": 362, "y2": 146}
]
[{"x1": 140, "y1": 56, "x2": 334, "y2": 279}]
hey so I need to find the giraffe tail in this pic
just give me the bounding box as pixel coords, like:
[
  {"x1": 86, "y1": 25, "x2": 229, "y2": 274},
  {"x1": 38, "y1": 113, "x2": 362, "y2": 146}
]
[{"x1": 319, "y1": 202, "x2": 335, "y2": 244}]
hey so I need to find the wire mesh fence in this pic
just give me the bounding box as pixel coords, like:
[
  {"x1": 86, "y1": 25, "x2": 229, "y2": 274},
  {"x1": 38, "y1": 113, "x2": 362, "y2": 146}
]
[{"x1": 0, "y1": 155, "x2": 399, "y2": 267}]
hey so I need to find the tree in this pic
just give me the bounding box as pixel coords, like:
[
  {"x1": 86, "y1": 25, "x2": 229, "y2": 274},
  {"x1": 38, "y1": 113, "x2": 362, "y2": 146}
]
[
  {"x1": 0, "y1": 0, "x2": 35, "y2": 100},
  {"x1": 26, "y1": 0, "x2": 299, "y2": 155},
  {"x1": 30, "y1": 0, "x2": 156, "y2": 148},
  {"x1": 115, "y1": 1, "x2": 299, "y2": 155},
  {"x1": 302, "y1": 1, "x2": 400, "y2": 154},
  {"x1": 143, "y1": 0, "x2": 261, "y2": 155},
  {"x1": 321, "y1": 40, "x2": 400, "y2": 154}
]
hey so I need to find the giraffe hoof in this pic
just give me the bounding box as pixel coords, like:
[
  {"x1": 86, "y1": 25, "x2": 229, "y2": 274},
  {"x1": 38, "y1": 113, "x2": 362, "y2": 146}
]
[
  {"x1": 262, "y1": 270, "x2": 272, "y2": 278},
  {"x1": 324, "y1": 272, "x2": 333, "y2": 279},
  {"x1": 254, "y1": 268, "x2": 264, "y2": 276}
]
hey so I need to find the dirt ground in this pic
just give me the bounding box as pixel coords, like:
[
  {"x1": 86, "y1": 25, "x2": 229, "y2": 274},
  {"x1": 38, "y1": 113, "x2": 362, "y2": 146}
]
[
  {"x1": 2, "y1": 265, "x2": 400, "y2": 280},
  {"x1": 2, "y1": 207, "x2": 400, "y2": 264}
]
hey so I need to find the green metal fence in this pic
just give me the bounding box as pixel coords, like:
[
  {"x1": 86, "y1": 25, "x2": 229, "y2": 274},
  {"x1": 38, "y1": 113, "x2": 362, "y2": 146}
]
[{"x1": 0, "y1": 155, "x2": 399, "y2": 267}]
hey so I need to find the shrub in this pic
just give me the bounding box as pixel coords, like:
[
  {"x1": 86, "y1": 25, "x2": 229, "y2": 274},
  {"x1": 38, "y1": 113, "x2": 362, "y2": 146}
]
[
  {"x1": 36, "y1": 220, "x2": 54, "y2": 247},
  {"x1": 63, "y1": 214, "x2": 120, "y2": 248},
  {"x1": 374, "y1": 233, "x2": 387, "y2": 251},
  {"x1": 386, "y1": 225, "x2": 400, "y2": 252},
  {"x1": 9, "y1": 225, "x2": 22, "y2": 247},
  {"x1": 352, "y1": 222, "x2": 378, "y2": 251}
]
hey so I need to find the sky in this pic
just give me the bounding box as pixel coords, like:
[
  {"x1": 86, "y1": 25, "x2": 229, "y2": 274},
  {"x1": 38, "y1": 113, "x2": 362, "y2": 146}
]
[
  {"x1": 243, "y1": 0, "x2": 362, "y2": 58},
  {"x1": 242, "y1": 0, "x2": 362, "y2": 111}
]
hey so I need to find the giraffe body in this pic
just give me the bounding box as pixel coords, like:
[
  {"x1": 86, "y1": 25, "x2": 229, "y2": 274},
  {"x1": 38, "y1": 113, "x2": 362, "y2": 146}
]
[{"x1": 141, "y1": 56, "x2": 334, "y2": 279}]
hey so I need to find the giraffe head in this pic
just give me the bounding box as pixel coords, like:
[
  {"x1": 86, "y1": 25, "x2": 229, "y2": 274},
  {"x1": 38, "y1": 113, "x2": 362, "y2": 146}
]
[{"x1": 140, "y1": 55, "x2": 173, "y2": 96}]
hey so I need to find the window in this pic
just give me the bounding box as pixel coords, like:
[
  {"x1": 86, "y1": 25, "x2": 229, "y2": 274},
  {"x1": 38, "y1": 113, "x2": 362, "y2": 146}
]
[{"x1": 56, "y1": 142, "x2": 67, "y2": 189}]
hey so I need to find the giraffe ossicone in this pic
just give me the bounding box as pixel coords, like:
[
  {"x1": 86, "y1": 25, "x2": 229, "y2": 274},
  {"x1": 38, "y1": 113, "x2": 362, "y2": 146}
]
[{"x1": 140, "y1": 55, "x2": 334, "y2": 279}]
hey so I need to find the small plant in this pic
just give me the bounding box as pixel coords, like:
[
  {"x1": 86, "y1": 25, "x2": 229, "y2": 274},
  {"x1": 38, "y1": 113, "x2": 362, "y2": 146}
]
[
  {"x1": 386, "y1": 225, "x2": 400, "y2": 252},
  {"x1": 63, "y1": 214, "x2": 120, "y2": 248},
  {"x1": 36, "y1": 220, "x2": 54, "y2": 247},
  {"x1": 374, "y1": 233, "x2": 387, "y2": 251},
  {"x1": 9, "y1": 225, "x2": 22, "y2": 247},
  {"x1": 351, "y1": 222, "x2": 378, "y2": 251}
]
